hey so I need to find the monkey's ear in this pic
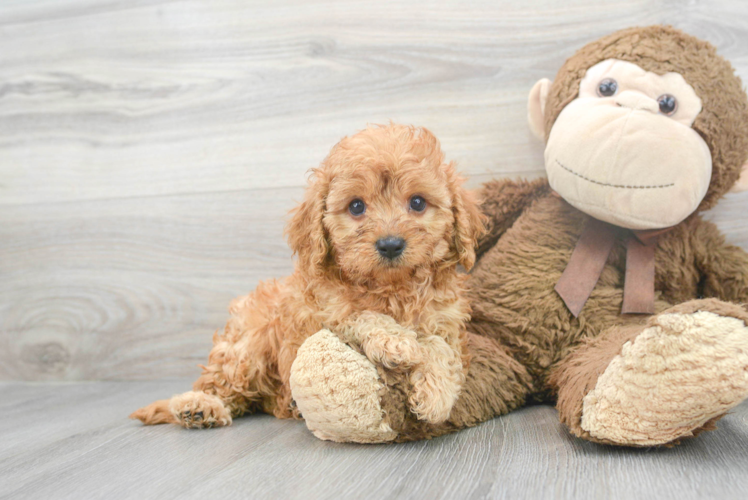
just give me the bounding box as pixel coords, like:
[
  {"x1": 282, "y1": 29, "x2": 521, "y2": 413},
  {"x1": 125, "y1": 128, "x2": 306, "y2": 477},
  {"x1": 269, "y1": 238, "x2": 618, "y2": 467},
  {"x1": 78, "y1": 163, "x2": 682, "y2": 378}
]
[
  {"x1": 730, "y1": 161, "x2": 748, "y2": 193},
  {"x1": 528, "y1": 78, "x2": 552, "y2": 141}
]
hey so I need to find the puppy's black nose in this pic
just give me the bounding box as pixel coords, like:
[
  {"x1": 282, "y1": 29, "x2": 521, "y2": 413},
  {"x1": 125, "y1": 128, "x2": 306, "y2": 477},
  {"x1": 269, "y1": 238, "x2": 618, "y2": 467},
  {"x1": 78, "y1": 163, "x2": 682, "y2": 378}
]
[{"x1": 376, "y1": 236, "x2": 406, "y2": 260}]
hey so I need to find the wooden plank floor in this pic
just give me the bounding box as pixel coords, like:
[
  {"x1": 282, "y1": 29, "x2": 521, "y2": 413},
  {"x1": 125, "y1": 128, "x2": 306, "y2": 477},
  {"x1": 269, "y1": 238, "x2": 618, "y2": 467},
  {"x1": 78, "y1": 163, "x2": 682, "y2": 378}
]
[{"x1": 2, "y1": 381, "x2": 748, "y2": 500}]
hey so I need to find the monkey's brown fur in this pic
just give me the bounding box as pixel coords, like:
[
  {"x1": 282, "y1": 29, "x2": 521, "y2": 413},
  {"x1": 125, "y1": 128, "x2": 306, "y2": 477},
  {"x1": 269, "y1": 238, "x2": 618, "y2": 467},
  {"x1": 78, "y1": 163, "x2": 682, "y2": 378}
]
[
  {"x1": 300, "y1": 26, "x2": 748, "y2": 445},
  {"x1": 465, "y1": 26, "x2": 748, "y2": 445}
]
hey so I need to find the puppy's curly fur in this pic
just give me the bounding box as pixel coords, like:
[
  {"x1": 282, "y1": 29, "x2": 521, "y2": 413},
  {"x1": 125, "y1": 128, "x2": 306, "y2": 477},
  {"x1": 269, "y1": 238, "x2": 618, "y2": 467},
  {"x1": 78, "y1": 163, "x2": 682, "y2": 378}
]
[{"x1": 131, "y1": 124, "x2": 486, "y2": 428}]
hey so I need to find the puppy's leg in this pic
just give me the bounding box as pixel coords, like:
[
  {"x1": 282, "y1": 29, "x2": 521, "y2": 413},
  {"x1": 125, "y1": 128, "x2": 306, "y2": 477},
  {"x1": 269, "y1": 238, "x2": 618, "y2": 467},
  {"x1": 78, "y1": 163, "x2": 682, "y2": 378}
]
[
  {"x1": 337, "y1": 312, "x2": 423, "y2": 369},
  {"x1": 130, "y1": 340, "x2": 253, "y2": 429},
  {"x1": 130, "y1": 310, "x2": 290, "y2": 429},
  {"x1": 408, "y1": 335, "x2": 465, "y2": 424},
  {"x1": 132, "y1": 287, "x2": 287, "y2": 428}
]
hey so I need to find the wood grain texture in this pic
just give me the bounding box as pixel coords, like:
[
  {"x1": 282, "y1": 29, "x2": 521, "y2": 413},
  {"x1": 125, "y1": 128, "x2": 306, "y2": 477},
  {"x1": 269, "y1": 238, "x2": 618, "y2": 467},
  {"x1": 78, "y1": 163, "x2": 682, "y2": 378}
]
[
  {"x1": 2, "y1": 0, "x2": 748, "y2": 380},
  {"x1": 1, "y1": 381, "x2": 748, "y2": 500}
]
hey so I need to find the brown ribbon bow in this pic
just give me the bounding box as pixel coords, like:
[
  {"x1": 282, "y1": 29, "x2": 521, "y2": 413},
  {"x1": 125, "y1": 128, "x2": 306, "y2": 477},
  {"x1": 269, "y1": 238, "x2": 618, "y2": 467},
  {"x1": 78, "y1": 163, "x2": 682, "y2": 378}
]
[{"x1": 555, "y1": 218, "x2": 668, "y2": 317}]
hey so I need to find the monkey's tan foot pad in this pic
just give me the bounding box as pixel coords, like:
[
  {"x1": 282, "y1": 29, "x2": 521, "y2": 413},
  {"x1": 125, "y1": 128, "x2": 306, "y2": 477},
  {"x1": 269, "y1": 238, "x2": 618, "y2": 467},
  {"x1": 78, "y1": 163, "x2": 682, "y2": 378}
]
[
  {"x1": 581, "y1": 310, "x2": 748, "y2": 446},
  {"x1": 290, "y1": 329, "x2": 398, "y2": 443},
  {"x1": 169, "y1": 391, "x2": 232, "y2": 429}
]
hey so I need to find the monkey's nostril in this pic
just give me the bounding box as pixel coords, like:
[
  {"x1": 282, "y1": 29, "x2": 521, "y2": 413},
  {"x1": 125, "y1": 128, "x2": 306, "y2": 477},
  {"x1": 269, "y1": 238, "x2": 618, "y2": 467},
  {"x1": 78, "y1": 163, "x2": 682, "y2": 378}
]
[{"x1": 376, "y1": 236, "x2": 406, "y2": 260}]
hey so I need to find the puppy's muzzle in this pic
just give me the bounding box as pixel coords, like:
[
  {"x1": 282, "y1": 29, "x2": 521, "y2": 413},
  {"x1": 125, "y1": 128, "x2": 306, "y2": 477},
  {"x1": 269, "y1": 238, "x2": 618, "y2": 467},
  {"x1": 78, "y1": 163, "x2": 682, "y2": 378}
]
[{"x1": 376, "y1": 236, "x2": 406, "y2": 260}]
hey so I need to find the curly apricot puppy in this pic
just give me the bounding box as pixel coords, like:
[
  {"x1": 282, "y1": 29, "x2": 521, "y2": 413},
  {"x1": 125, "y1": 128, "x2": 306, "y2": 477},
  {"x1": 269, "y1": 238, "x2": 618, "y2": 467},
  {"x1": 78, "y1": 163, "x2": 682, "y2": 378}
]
[{"x1": 130, "y1": 124, "x2": 485, "y2": 429}]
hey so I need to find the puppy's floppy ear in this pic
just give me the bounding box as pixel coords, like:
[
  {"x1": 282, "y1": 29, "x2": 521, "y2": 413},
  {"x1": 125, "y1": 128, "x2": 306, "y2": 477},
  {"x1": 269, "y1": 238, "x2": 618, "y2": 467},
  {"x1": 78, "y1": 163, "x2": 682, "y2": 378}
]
[
  {"x1": 446, "y1": 163, "x2": 488, "y2": 270},
  {"x1": 286, "y1": 166, "x2": 331, "y2": 274}
]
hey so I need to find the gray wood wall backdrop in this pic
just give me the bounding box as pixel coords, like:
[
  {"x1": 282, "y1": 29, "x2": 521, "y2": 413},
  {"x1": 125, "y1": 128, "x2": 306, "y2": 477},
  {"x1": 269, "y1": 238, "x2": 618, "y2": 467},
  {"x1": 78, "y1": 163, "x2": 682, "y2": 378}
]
[{"x1": 2, "y1": 0, "x2": 748, "y2": 382}]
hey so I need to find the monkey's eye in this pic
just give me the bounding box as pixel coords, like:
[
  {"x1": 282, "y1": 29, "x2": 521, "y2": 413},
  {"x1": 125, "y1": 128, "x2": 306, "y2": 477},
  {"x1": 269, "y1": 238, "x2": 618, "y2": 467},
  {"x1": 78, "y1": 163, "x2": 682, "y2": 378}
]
[
  {"x1": 657, "y1": 94, "x2": 678, "y2": 115},
  {"x1": 409, "y1": 195, "x2": 426, "y2": 212},
  {"x1": 597, "y1": 78, "x2": 618, "y2": 97},
  {"x1": 349, "y1": 199, "x2": 366, "y2": 216}
]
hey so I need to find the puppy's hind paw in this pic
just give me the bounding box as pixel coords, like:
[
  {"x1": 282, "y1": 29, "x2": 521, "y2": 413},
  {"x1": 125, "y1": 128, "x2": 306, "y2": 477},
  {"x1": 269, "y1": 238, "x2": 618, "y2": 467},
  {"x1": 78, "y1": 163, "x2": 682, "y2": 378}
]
[{"x1": 169, "y1": 391, "x2": 232, "y2": 429}]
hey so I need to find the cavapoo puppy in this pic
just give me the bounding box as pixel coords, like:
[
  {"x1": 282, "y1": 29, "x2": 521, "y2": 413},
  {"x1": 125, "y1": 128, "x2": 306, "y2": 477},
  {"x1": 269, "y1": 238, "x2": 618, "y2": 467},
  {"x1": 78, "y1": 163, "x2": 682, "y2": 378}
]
[{"x1": 131, "y1": 123, "x2": 485, "y2": 429}]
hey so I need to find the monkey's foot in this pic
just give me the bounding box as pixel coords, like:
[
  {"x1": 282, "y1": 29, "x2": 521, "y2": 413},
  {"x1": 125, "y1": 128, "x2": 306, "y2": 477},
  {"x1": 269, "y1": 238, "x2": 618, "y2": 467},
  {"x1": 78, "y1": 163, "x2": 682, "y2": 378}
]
[
  {"x1": 581, "y1": 303, "x2": 748, "y2": 445},
  {"x1": 290, "y1": 329, "x2": 398, "y2": 443},
  {"x1": 169, "y1": 391, "x2": 232, "y2": 429}
]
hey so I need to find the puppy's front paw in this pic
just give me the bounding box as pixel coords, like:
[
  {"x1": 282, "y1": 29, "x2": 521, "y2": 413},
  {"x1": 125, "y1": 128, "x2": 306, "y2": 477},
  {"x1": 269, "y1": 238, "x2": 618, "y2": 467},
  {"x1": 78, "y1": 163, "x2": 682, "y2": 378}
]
[
  {"x1": 363, "y1": 332, "x2": 423, "y2": 369},
  {"x1": 408, "y1": 371, "x2": 460, "y2": 424},
  {"x1": 169, "y1": 391, "x2": 232, "y2": 429},
  {"x1": 407, "y1": 335, "x2": 465, "y2": 424},
  {"x1": 340, "y1": 312, "x2": 423, "y2": 369}
]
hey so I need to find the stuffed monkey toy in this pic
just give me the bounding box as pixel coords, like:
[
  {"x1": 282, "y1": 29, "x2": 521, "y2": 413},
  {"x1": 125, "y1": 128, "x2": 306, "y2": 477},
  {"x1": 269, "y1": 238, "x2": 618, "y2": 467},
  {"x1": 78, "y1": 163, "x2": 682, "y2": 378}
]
[{"x1": 289, "y1": 25, "x2": 748, "y2": 446}]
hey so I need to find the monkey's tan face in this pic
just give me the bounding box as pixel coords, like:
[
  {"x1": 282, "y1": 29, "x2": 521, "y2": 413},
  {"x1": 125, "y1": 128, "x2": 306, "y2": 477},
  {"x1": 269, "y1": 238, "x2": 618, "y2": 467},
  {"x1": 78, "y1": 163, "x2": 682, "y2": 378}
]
[{"x1": 541, "y1": 59, "x2": 712, "y2": 229}]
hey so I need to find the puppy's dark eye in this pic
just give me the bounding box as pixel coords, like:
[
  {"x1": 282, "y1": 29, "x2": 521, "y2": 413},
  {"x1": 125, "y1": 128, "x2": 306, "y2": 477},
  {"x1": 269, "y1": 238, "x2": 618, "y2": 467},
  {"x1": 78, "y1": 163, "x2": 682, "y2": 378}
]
[
  {"x1": 409, "y1": 195, "x2": 426, "y2": 212},
  {"x1": 349, "y1": 199, "x2": 366, "y2": 216},
  {"x1": 597, "y1": 78, "x2": 618, "y2": 97},
  {"x1": 657, "y1": 94, "x2": 678, "y2": 115}
]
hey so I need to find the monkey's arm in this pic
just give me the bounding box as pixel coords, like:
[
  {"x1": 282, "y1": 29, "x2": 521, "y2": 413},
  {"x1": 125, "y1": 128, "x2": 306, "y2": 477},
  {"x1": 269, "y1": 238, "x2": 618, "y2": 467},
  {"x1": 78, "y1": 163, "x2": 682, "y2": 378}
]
[
  {"x1": 476, "y1": 177, "x2": 550, "y2": 259},
  {"x1": 693, "y1": 218, "x2": 748, "y2": 303}
]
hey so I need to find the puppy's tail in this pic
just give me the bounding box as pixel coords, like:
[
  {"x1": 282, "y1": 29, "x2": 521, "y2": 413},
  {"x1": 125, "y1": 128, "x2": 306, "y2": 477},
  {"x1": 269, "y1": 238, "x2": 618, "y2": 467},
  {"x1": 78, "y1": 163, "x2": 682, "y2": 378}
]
[{"x1": 129, "y1": 399, "x2": 177, "y2": 425}]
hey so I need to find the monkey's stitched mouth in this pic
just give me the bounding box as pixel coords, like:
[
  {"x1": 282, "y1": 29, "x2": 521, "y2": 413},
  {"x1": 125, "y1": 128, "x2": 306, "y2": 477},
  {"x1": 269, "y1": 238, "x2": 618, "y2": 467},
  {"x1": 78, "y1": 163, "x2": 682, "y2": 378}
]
[{"x1": 555, "y1": 159, "x2": 675, "y2": 189}]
